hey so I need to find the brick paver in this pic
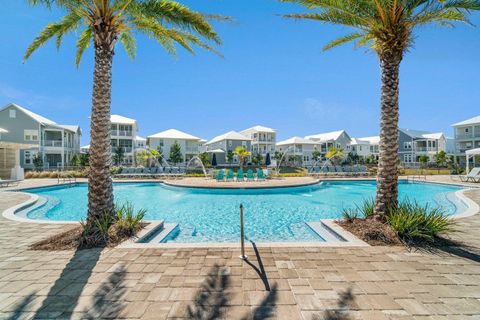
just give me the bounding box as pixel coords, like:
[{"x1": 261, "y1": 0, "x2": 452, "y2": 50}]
[{"x1": 0, "y1": 179, "x2": 479, "y2": 319}]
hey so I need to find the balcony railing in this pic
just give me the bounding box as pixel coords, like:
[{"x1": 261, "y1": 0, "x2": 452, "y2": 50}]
[
  {"x1": 111, "y1": 130, "x2": 133, "y2": 137},
  {"x1": 185, "y1": 147, "x2": 199, "y2": 153},
  {"x1": 414, "y1": 147, "x2": 437, "y2": 152},
  {"x1": 43, "y1": 140, "x2": 63, "y2": 147}
]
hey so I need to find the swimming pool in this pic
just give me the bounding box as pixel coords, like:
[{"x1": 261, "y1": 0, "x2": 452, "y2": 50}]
[{"x1": 21, "y1": 181, "x2": 467, "y2": 243}]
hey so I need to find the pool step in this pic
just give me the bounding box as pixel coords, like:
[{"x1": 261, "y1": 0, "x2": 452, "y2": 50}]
[
  {"x1": 148, "y1": 223, "x2": 178, "y2": 243},
  {"x1": 306, "y1": 221, "x2": 346, "y2": 242}
]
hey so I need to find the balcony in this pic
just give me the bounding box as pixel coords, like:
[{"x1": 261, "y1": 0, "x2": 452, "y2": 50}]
[
  {"x1": 414, "y1": 147, "x2": 437, "y2": 152},
  {"x1": 43, "y1": 140, "x2": 63, "y2": 148},
  {"x1": 111, "y1": 130, "x2": 133, "y2": 137},
  {"x1": 185, "y1": 147, "x2": 199, "y2": 153}
]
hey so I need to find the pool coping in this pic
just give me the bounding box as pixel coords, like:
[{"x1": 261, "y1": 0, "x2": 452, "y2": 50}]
[
  {"x1": 2, "y1": 181, "x2": 479, "y2": 248},
  {"x1": 162, "y1": 178, "x2": 322, "y2": 190}
]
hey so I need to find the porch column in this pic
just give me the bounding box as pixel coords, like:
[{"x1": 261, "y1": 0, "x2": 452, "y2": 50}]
[
  {"x1": 61, "y1": 129, "x2": 65, "y2": 169},
  {"x1": 11, "y1": 148, "x2": 24, "y2": 180}
]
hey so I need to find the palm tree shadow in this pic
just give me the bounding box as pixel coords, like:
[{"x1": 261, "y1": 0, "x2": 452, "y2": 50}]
[
  {"x1": 83, "y1": 264, "x2": 127, "y2": 319},
  {"x1": 7, "y1": 292, "x2": 36, "y2": 320},
  {"x1": 412, "y1": 236, "x2": 480, "y2": 263},
  {"x1": 242, "y1": 283, "x2": 278, "y2": 320},
  {"x1": 313, "y1": 287, "x2": 355, "y2": 320},
  {"x1": 187, "y1": 264, "x2": 231, "y2": 320},
  {"x1": 31, "y1": 247, "x2": 103, "y2": 319}
]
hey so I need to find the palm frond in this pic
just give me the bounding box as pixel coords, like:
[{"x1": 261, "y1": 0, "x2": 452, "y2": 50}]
[
  {"x1": 75, "y1": 27, "x2": 93, "y2": 67},
  {"x1": 323, "y1": 32, "x2": 364, "y2": 50},
  {"x1": 120, "y1": 30, "x2": 137, "y2": 59}
]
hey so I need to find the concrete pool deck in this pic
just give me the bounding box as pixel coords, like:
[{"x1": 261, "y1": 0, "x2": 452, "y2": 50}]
[{"x1": 0, "y1": 177, "x2": 479, "y2": 319}]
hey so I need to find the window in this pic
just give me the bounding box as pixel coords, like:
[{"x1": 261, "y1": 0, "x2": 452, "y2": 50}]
[
  {"x1": 24, "y1": 130, "x2": 38, "y2": 141},
  {"x1": 242, "y1": 141, "x2": 247, "y2": 147},
  {"x1": 24, "y1": 151, "x2": 32, "y2": 165},
  {"x1": 404, "y1": 154, "x2": 413, "y2": 163},
  {"x1": 228, "y1": 140, "x2": 233, "y2": 148},
  {"x1": 9, "y1": 109, "x2": 16, "y2": 118},
  {"x1": 404, "y1": 141, "x2": 412, "y2": 149}
]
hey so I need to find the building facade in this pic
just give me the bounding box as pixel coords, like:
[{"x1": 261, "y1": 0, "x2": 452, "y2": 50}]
[
  {"x1": 110, "y1": 115, "x2": 138, "y2": 165},
  {"x1": 305, "y1": 130, "x2": 352, "y2": 155},
  {"x1": 147, "y1": 129, "x2": 203, "y2": 165},
  {"x1": 276, "y1": 136, "x2": 320, "y2": 166},
  {"x1": 398, "y1": 129, "x2": 446, "y2": 166},
  {"x1": 0, "y1": 103, "x2": 81, "y2": 170},
  {"x1": 451, "y1": 115, "x2": 480, "y2": 168},
  {"x1": 239, "y1": 125, "x2": 276, "y2": 157},
  {"x1": 204, "y1": 131, "x2": 252, "y2": 165}
]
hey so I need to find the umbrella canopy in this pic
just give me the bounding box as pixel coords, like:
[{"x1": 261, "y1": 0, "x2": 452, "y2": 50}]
[
  {"x1": 212, "y1": 153, "x2": 217, "y2": 167},
  {"x1": 265, "y1": 153, "x2": 271, "y2": 166},
  {"x1": 465, "y1": 148, "x2": 480, "y2": 172}
]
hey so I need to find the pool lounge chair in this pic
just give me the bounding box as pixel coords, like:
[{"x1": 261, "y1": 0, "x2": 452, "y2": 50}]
[
  {"x1": 246, "y1": 169, "x2": 254, "y2": 182},
  {"x1": 237, "y1": 169, "x2": 245, "y2": 182},
  {"x1": 460, "y1": 167, "x2": 480, "y2": 182},
  {"x1": 0, "y1": 179, "x2": 20, "y2": 188},
  {"x1": 326, "y1": 166, "x2": 337, "y2": 176},
  {"x1": 216, "y1": 170, "x2": 225, "y2": 182},
  {"x1": 226, "y1": 169, "x2": 234, "y2": 182},
  {"x1": 257, "y1": 169, "x2": 265, "y2": 181}
]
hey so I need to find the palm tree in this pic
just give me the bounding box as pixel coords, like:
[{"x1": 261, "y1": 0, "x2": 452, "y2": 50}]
[
  {"x1": 233, "y1": 146, "x2": 251, "y2": 170},
  {"x1": 281, "y1": 0, "x2": 478, "y2": 218},
  {"x1": 326, "y1": 146, "x2": 345, "y2": 165},
  {"x1": 24, "y1": 0, "x2": 223, "y2": 232}
]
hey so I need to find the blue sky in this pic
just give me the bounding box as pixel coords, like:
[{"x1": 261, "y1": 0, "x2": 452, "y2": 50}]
[{"x1": 1, "y1": 1, "x2": 479, "y2": 145}]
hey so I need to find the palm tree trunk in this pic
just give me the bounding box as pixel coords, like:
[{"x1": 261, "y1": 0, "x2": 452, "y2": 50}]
[
  {"x1": 87, "y1": 41, "x2": 115, "y2": 223},
  {"x1": 375, "y1": 53, "x2": 402, "y2": 218}
]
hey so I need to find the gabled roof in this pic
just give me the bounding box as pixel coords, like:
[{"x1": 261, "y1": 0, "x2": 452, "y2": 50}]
[
  {"x1": 111, "y1": 114, "x2": 136, "y2": 125},
  {"x1": 58, "y1": 125, "x2": 81, "y2": 133},
  {"x1": 0, "y1": 128, "x2": 8, "y2": 133},
  {"x1": 241, "y1": 125, "x2": 276, "y2": 133},
  {"x1": 147, "y1": 129, "x2": 201, "y2": 140},
  {"x1": 452, "y1": 115, "x2": 480, "y2": 127},
  {"x1": 205, "y1": 131, "x2": 251, "y2": 145},
  {"x1": 1, "y1": 103, "x2": 56, "y2": 125},
  {"x1": 304, "y1": 130, "x2": 348, "y2": 142},
  {"x1": 135, "y1": 135, "x2": 147, "y2": 141},
  {"x1": 350, "y1": 138, "x2": 371, "y2": 145},
  {"x1": 400, "y1": 129, "x2": 444, "y2": 140},
  {"x1": 276, "y1": 136, "x2": 318, "y2": 146},
  {"x1": 357, "y1": 136, "x2": 380, "y2": 144}
]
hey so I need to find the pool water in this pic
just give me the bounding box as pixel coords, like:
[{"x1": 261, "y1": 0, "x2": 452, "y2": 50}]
[{"x1": 23, "y1": 181, "x2": 466, "y2": 243}]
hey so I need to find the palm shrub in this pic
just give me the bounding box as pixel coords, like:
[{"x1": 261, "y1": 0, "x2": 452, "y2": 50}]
[
  {"x1": 114, "y1": 202, "x2": 147, "y2": 235},
  {"x1": 387, "y1": 201, "x2": 454, "y2": 244},
  {"x1": 280, "y1": 0, "x2": 479, "y2": 218}
]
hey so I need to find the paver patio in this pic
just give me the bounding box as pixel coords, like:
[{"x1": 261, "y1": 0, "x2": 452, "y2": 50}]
[{"x1": 0, "y1": 178, "x2": 479, "y2": 319}]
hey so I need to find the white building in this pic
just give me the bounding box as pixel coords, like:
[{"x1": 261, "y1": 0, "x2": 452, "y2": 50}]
[
  {"x1": 147, "y1": 129, "x2": 203, "y2": 164},
  {"x1": 239, "y1": 125, "x2": 276, "y2": 157},
  {"x1": 451, "y1": 115, "x2": 480, "y2": 167},
  {"x1": 398, "y1": 129, "x2": 447, "y2": 165},
  {"x1": 204, "y1": 131, "x2": 252, "y2": 165},
  {"x1": 304, "y1": 130, "x2": 352, "y2": 154},
  {"x1": 349, "y1": 136, "x2": 380, "y2": 159},
  {"x1": 276, "y1": 136, "x2": 319, "y2": 166},
  {"x1": 110, "y1": 115, "x2": 138, "y2": 165}
]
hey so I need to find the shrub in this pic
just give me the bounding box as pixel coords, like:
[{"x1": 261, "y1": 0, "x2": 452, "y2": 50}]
[
  {"x1": 114, "y1": 202, "x2": 146, "y2": 236},
  {"x1": 341, "y1": 208, "x2": 358, "y2": 222},
  {"x1": 387, "y1": 201, "x2": 454, "y2": 244}
]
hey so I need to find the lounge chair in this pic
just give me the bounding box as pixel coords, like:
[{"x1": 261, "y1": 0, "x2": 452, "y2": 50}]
[
  {"x1": 0, "y1": 179, "x2": 20, "y2": 188},
  {"x1": 460, "y1": 167, "x2": 480, "y2": 182},
  {"x1": 257, "y1": 169, "x2": 265, "y2": 181},
  {"x1": 216, "y1": 170, "x2": 225, "y2": 182},
  {"x1": 247, "y1": 169, "x2": 254, "y2": 182},
  {"x1": 237, "y1": 169, "x2": 245, "y2": 182},
  {"x1": 226, "y1": 169, "x2": 234, "y2": 182},
  {"x1": 327, "y1": 166, "x2": 337, "y2": 176}
]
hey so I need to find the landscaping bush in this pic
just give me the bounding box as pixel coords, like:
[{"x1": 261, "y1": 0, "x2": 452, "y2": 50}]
[
  {"x1": 387, "y1": 201, "x2": 454, "y2": 244},
  {"x1": 340, "y1": 199, "x2": 455, "y2": 246}
]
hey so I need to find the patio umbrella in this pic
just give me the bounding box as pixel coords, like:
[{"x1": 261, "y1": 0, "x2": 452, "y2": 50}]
[
  {"x1": 265, "y1": 153, "x2": 271, "y2": 166},
  {"x1": 212, "y1": 153, "x2": 217, "y2": 167}
]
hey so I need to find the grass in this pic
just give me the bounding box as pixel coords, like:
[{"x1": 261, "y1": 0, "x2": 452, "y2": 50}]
[
  {"x1": 339, "y1": 198, "x2": 455, "y2": 246},
  {"x1": 400, "y1": 168, "x2": 451, "y2": 175}
]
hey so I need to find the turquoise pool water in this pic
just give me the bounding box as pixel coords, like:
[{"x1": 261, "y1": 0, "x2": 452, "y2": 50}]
[{"x1": 23, "y1": 181, "x2": 466, "y2": 243}]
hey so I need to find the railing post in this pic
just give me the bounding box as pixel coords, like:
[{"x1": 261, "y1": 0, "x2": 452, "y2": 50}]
[{"x1": 239, "y1": 204, "x2": 248, "y2": 260}]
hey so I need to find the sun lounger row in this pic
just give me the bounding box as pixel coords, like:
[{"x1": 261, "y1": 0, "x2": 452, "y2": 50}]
[
  {"x1": 115, "y1": 167, "x2": 185, "y2": 179},
  {"x1": 308, "y1": 165, "x2": 369, "y2": 177},
  {"x1": 216, "y1": 169, "x2": 266, "y2": 182}
]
